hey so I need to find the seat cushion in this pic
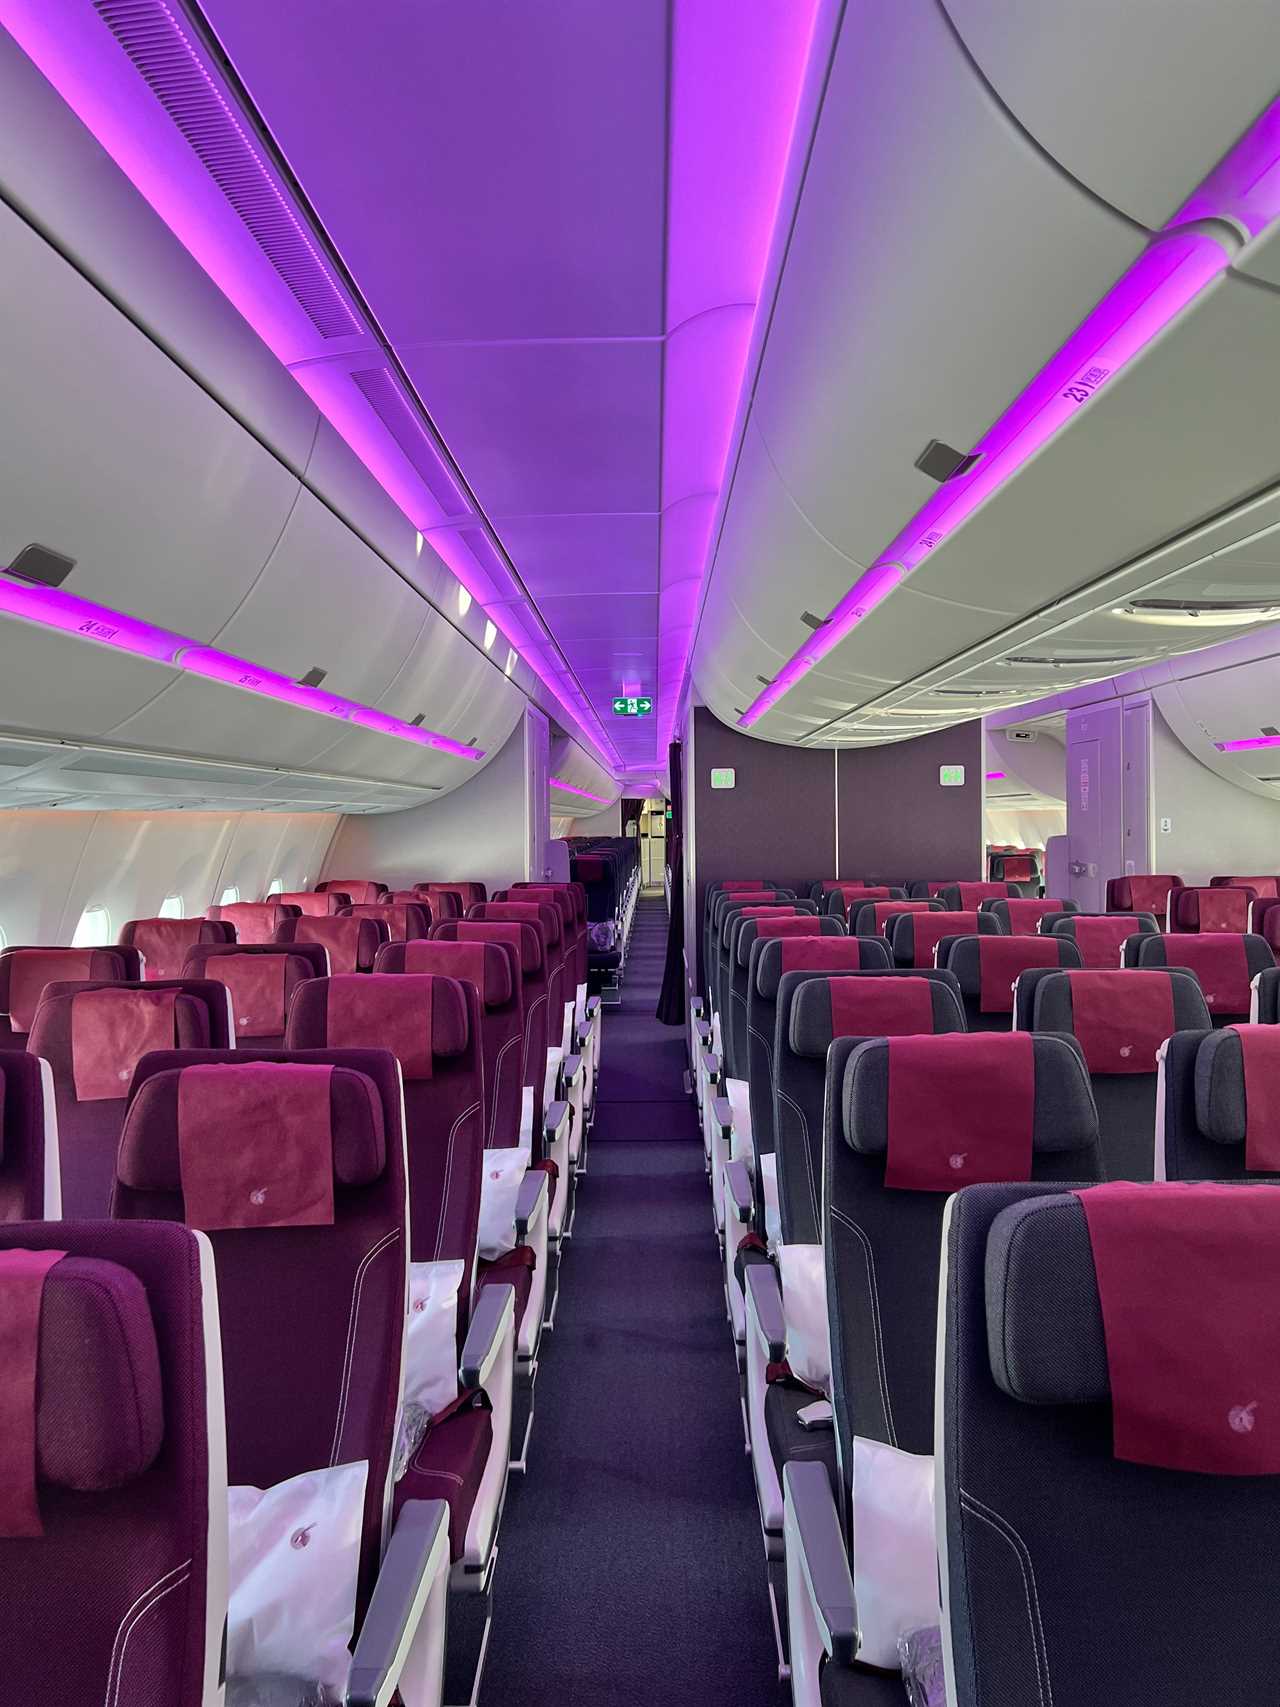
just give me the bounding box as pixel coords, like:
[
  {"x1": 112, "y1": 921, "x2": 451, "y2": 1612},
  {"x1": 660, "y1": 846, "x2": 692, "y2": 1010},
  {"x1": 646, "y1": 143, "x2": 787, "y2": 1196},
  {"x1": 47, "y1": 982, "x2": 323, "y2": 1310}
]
[
  {"x1": 394, "y1": 1393, "x2": 492, "y2": 1560},
  {"x1": 764, "y1": 1380, "x2": 838, "y2": 1496}
]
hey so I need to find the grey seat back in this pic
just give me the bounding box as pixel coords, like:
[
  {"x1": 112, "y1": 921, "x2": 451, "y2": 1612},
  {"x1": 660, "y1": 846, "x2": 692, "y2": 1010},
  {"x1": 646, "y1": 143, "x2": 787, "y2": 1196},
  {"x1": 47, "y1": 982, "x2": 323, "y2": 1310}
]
[
  {"x1": 888, "y1": 908, "x2": 1002, "y2": 968},
  {"x1": 1160, "y1": 1026, "x2": 1280, "y2": 1182},
  {"x1": 1127, "y1": 931, "x2": 1275, "y2": 1026},
  {"x1": 724, "y1": 902, "x2": 819, "y2": 1078},
  {"x1": 1042, "y1": 910, "x2": 1160, "y2": 967},
  {"x1": 984, "y1": 897, "x2": 1079, "y2": 935},
  {"x1": 941, "y1": 934, "x2": 1082, "y2": 1031}
]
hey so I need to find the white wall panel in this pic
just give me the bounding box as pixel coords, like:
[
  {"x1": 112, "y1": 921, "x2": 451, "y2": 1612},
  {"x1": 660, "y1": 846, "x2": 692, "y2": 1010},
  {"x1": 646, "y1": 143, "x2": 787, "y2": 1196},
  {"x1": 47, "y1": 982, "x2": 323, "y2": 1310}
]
[{"x1": 1150, "y1": 705, "x2": 1280, "y2": 886}]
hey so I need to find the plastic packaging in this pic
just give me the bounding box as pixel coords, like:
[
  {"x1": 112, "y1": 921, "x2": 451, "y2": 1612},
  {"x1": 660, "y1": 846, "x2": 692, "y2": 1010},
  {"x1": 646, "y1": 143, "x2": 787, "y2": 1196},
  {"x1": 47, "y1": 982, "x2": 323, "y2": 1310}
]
[
  {"x1": 898, "y1": 1625, "x2": 946, "y2": 1707},
  {"x1": 226, "y1": 1676, "x2": 345, "y2": 1706}
]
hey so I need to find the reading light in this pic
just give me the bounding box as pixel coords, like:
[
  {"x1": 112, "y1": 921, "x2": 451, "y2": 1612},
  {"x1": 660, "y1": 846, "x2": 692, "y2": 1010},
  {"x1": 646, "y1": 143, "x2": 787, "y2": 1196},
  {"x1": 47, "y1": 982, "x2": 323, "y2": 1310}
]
[
  {"x1": 505, "y1": 648, "x2": 518, "y2": 678},
  {"x1": 985, "y1": 770, "x2": 1007, "y2": 781},
  {"x1": 483, "y1": 620, "x2": 497, "y2": 652},
  {"x1": 457, "y1": 585, "x2": 472, "y2": 617}
]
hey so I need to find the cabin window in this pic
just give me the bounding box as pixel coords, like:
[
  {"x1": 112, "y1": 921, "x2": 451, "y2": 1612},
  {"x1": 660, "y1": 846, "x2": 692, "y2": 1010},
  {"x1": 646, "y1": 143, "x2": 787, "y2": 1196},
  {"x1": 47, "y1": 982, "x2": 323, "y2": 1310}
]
[
  {"x1": 218, "y1": 885, "x2": 240, "y2": 906},
  {"x1": 483, "y1": 620, "x2": 497, "y2": 652},
  {"x1": 158, "y1": 894, "x2": 184, "y2": 919},
  {"x1": 71, "y1": 906, "x2": 111, "y2": 948}
]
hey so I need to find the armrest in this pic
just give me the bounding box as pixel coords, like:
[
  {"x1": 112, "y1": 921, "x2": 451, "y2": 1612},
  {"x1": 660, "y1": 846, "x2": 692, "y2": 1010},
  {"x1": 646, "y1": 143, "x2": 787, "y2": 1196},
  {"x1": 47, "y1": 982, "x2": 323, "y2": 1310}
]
[
  {"x1": 744, "y1": 1260, "x2": 786, "y2": 1361},
  {"x1": 585, "y1": 995, "x2": 601, "y2": 1019},
  {"x1": 461, "y1": 1279, "x2": 516, "y2": 1388},
  {"x1": 514, "y1": 1167, "x2": 549, "y2": 1239},
  {"x1": 783, "y1": 1460, "x2": 858, "y2": 1667},
  {"x1": 576, "y1": 1021, "x2": 592, "y2": 1051},
  {"x1": 345, "y1": 1498, "x2": 451, "y2": 1706},
  {"x1": 691, "y1": 996, "x2": 705, "y2": 1021},
  {"x1": 724, "y1": 1158, "x2": 754, "y2": 1225},
  {"x1": 710, "y1": 1094, "x2": 734, "y2": 1136},
  {"x1": 544, "y1": 1098, "x2": 570, "y2": 1148},
  {"x1": 703, "y1": 1052, "x2": 721, "y2": 1081},
  {"x1": 694, "y1": 1018, "x2": 711, "y2": 1045},
  {"x1": 561, "y1": 1051, "x2": 584, "y2": 1089}
]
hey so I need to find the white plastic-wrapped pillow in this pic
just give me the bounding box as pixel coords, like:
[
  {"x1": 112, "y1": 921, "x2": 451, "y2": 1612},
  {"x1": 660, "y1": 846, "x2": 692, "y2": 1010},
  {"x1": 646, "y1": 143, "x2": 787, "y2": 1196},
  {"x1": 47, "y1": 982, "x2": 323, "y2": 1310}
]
[
  {"x1": 726, "y1": 1077, "x2": 753, "y2": 1163},
  {"x1": 476, "y1": 1147, "x2": 530, "y2": 1260},
  {"x1": 227, "y1": 1459, "x2": 368, "y2": 1690},
  {"x1": 404, "y1": 1259, "x2": 464, "y2": 1416},
  {"x1": 778, "y1": 1242, "x2": 831, "y2": 1392},
  {"x1": 851, "y1": 1438, "x2": 940, "y2": 1670},
  {"x1": 759, "y1": 1152, "x2": 782, "y2": 1248}
]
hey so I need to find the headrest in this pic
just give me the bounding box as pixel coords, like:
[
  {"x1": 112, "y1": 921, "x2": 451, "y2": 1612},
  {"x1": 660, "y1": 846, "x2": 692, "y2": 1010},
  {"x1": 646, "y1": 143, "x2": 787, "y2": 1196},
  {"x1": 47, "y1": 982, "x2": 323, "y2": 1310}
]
[
  {"x1": 1144, "y1": 932, "x2": 1267, "y2": 1013},
  {"x1": 1213, "y1": 875, "x2": 1280, "y2": 899},
  {"x1": 400, "y1": 939, "x2": 513, "y2": 1007},
  {"x1": 275, "y1": 890, "x2": 346, "y2": 915},
  {"x1": 1052, "y1": 912, "x2": 1158, "y2": 968},
  {"x1": 284, "y1": 914, "x2": 385, "y2": 974},
  {"x1": 451, "y1": 918, "x2": 543, "y2": 975},
  {"x1": 752, "y1": 934, "x2": 887, "y2": 998},
  {"x1": 1109, "y1": 874, "x2": 1182, "y2": 913},
  {"x1": 787, "y1": 970, "x2": 964, "y2": 1058},
  {"x1": 207, "y1": 901, "x2": 292, "y2": 944},
  {"x1": 947, "y1": 935, "x2": 1080, "y2": 1013},
  {"x1": 850, "y1": 900, "x2": 941, "y2": 936},
  {"x1": 1, "y1": 948, "x2": 128, "y2": 1032},
  {"x1": 940, "y1": 883, "x2": 1011, "y2": 908},
  {"x1": 0, "y1": 1252, "x2": 164, "y2": 1511},
  {"x1": 993, "y1": 897, "x2": 1075, "y2": 934},
  {"x1": 573, "y1": 856, "x2": 609, "y2": 882},
  {"x1": 69, "y1": 987, "x2": 180, "y2": 1102},
  {"x1": 891, "y1": 910, "x2": 991, "y2": 968},
  {"x1": 508, "y1": 887, "x2": 573, "y2": 924},
  {"x1": 320, "y1": 974, "x2": 468, "y2": 1079},
  {"x1": 1194, "y1": 1026, "x2": 1280, "y2": 1176},
  {"x1": 319, "y1": 880, "x2": 386, "y2": 903},
  {"x1": 736, "y1": 916, "x2": 826, "y2": 963},
  {"x1": 986, "y1": 1183, "x2": 1280, "y2": 1478},
  {"x1": 118, "y1": 1062, "x2": 386, "y2": 1195},
  {"x1": 845, "y1": 1033, "x2": 1097, "y2": 1162},
  {"x1": 1033, "y1": 969, "x2": 1209, "y2": 1074},
  {"x1": 478, "y1": 901, "x2": 561, "y2": 946},
  {"x1": 125, "y1": 917, "x2": 211, "y2": 981},
  {"x1": 1172, "y1": 887, "x2": 1255, "y2": 932},
  {"x1": 340, "y1": 901, "x2": 431, "y2": 940}
]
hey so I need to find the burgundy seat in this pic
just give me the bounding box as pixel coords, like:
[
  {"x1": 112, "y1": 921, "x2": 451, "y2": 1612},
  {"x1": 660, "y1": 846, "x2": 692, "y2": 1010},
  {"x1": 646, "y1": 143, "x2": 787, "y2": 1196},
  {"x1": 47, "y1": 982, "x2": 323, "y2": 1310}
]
[
  {"x1": 0, "y1": 1054, "x2": 58, "y2": 1221},
  {"x1": 1126, "y1": 930, "x2": 1276, "y2": 1026},
  {"x1": 316, "y1": 878, "x2": 387, "y2": 904},
  {"x1": 1040, "y1": 910, "x2": 1161, "y2": 967},
  {"x1": 416, "y1": 882, "x2": 486, "y2": 913},
  {"x1": 0, "y1": 947, "x2": 140, "y2": 1049},
  {"x1": 508, "y1": 883, "x2": 588, "y2": 989},
  {"x1": 205, "y1": 900, "x2": 300, "y2": 943},
  {"x1": 937, "y1": 881, "x2": 1018, "y2": 909},
  {"x1": 887, "y1": 909, "x2": 1001, "y2": 967},
  {"x1": 340, "y1": 899, "x2": 433, "y2": 942},
  {"x1": 119, "y1": 916, "x2": 235, "y2": 979},
  {"x1": 273, "y1": 888, "x2": 351, "y2": 915},
  {"x1": 985, "y1": 896, "x2": 1079, "y2": 935},
  {"x1": 820, "y1": 884, "x2": 908, "y2": 922},
  {"x1": 1106, "y1": 873, "x2": 1183, "y2": 921},
  {"x1": 1170, "y1": 886, "x2": 1257, "y2": 933},
  {"x1": 938, "y1": 933, "x2": 1083, "y2": 1031},
  {"x1": 415, "y1": 884, "x2": 464, "y2": 921},
  {"x1": 281, "y1": 991, "x2": 518, "y2": 1559},
  {"x1": 0, "y1": 1219, "x2": 224, "y2": 1703},
  {"x1": 180, "y1": 942, "x2": 326, "y2": 1046},
  {"x1": 849, "y1": 898, "x2": 942, "y2": 937},
  {"x1": 1211, "y1": 873, "x2": 1280, "y2": 898},
  {"x1": 471, "y1": 900, "x2": 566, "y2": 1067},
  {"x1": 275, "y1": 912, "x2": 389, "y2": 973},
  {"x1": 114, "y1": 1050, "x2": 472, "y2": 1692},
  {"x1": 27, "y1": 979, "x2": 232, "y2": 1219}
]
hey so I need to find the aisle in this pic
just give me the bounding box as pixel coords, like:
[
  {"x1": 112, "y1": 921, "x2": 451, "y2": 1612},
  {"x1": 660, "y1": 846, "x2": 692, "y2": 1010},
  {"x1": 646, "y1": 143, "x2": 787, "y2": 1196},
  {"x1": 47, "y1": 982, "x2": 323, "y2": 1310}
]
[{"x1": 481, "y1": 892, "x2": 782, "y2": 1704}]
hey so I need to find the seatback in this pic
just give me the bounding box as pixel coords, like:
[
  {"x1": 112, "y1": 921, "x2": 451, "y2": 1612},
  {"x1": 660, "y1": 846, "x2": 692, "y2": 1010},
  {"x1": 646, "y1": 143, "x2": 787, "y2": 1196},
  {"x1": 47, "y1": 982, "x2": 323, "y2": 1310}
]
[
  {"x1": 286, "y1": 979, "x2": 484, "y2": 1304},
  {"x1": 339, "y1": 899, "x2": 433, "y2": 942},
  {"x1": 28, "y1": 980, "x2": 232, "y2": 1218},
  {"x1": 117, "y1": 1049, "x2": 406, "y2": 1620},
  {"x1": 1030, "y1": 968, "x2": 1212, "y2": 1179},
  {"x1": 942, "y1": 1181, "x2": 1280, "y2": 1707},
  {"x1": 745, "y1": 932, "x2": 885, "y2": 1171},
  {"x1": 1106, "y1": 873, "x2": 1183, "y2": 916},
  {"x1": 414, "y1": 884, "x2": 462, "y2": 921},
  {"x1": 206, "y1": 900, "x2": 300, "y2": 943},
  {"x1": 509, "y1": 883, "x2": 589, "y2": 989},
  {"x1": 1254, "y1": 966, "x2": 1280, "y2": 1022},
  {"x1": 937, "y1": 881, "x2": 1017, "y2": 910},
  {"x1": 725, "y1": 903, "x2": 821, "y2": 1077},
  {"x1": 1251, "y1": 897, "x2": 1280, "y2": 955},
  {"x1": 888, "y1": 909, "x2": 1001, "y2": 968},
  {"x1": 119, "y1": 917, "x2": 236, "y2": 979},
  {"x1": 472, "y1": 900, "x2": 567, "y2": 1059},
  {"x1": 829, "y1": 1036, "x2": 1100, "y2": 1496},
  {"x1": 1157, "y1": 1026, "x2": 1280, "y2": 1181},
  {"x1": 0, "y1": 1219, "x2": 223, "y2": 1704},
  {"x1": 706, "y1": 887, "x2": 790, "y2": 1002},
  {"x1": 821, "y1": 884, "x2": 908, "y2": 922},
  {"x1": 1127, "y1": 931, "x2": 1275, "y2": 1025},
  {"x1": 985, "y1": 896, "x2": 1079, "y2": 935},
  {"x1": 377, "y1": 937, "x2": 523, "y2": 1149},
  {"x1": 717, "y1": 899, "x2": 809, "y2": 1032},
  {"x1": 316, "y1": 879, "x2": 387, "y2": 903},
  {"x1": 0, "y1": 947, "x2": 140, "y2": 1048},
  {"x1": 1170, "y1": 885, "x2": 1257, "y2": 933},
  {"x1": 1042, "y1": 910, "x2": 1160, "y2": 966},
  {"x1": 0, "y1": 1054, "x2": 57, "y2": 1221},
  {"x1": 416, "y1": 881, "x2": 486, "y2": 913},
  {"x1": 273, "y1": 888, "x2": 350, "y2": 915},
  {"x1": 571, "y1": 854, "x2": 618, "y2": 927},
  {"x1": 988, "y1": 849, "x2": 1040, "y2": 889},
  {"x1": 775, "y1": 969, "x2": 966, "y2": 1244},
  {"x1": 941, "y1": 934, "x2": 1083, "y2": 1031},
  {"x1": 907, "y1": 879, "x2": 963, "y2": 899},
  {"x1": 181, "y1": 942, "x2": 326, "y2": 1046},
  {"x1": 276, "y1": 913, "x2": 389, "y2": 973},
  {"x1": 849, "y1": 898, "x2": 942, "y2": 937},
  {"x1": 448, "y1": 919, "x2": 548, "y2": 1135},
  {"x1": 1211, "y1": 873, "x2": 1280, "y2": 897}
]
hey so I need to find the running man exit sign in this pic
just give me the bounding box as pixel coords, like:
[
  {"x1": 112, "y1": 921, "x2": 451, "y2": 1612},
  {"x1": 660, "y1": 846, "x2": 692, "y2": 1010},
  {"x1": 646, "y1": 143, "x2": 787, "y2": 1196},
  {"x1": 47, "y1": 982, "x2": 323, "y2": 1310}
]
[{"x1": 612, "y1": 696, "x2": 654, "y2": 716}]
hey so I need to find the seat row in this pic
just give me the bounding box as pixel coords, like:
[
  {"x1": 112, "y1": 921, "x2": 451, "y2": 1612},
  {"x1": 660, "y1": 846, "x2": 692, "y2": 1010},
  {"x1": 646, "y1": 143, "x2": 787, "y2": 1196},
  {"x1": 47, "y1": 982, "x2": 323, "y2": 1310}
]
[
  {"x1": 689, "y1": 871, "x2": 1280, "y2": 1703},
  {"x1": 566, "y1": 836, "x2": 641, "y2": 1001},
  {"x1": 0, "y1": 871, "x2": 605, "y2": 1705}
]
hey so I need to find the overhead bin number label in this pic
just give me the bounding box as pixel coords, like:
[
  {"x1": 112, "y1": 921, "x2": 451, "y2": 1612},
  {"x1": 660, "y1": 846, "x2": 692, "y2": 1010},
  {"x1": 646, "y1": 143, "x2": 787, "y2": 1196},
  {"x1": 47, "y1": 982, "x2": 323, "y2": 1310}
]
[
  {"x1": 78, "y1": 619, "x2": 119, "y2": 641},
  {"x1": 1062, "y1": 364, "x2": 1111, "y2": 407}
]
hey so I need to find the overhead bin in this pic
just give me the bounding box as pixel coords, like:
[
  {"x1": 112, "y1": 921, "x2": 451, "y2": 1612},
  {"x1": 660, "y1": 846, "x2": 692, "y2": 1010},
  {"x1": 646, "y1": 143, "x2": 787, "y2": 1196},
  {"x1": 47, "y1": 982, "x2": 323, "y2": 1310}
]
[{"x1": 943, "y1": 0, "x2": 1280, "y2": 229}]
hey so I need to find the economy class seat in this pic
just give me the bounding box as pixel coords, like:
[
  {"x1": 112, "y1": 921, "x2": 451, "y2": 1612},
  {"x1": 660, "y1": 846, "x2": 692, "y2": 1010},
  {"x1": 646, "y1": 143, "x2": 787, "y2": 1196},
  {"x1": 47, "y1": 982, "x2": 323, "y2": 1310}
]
[
  {"x1": 1211, "y1": 873, "x2": 1280, "y2": 897},
  {"x1": 1170, "y1": 885, "x2": 1257, "y2": 934},
  {"x1": 415, "y1": 882, "x2": 487, "y2": 914},
  {"x1": 1125, "y1": 930, "x2": 1275, "y2": 1026},
  {"x1": 820, "y1": 884, "x2": 908, "y2": 923},
  {"x1": 119, "y1": 915, "x2": 235, "y2": 978},
  {"x1": 1028, "y1": 967, "x2": 1211, "y2": 1180},
  {"x1": 983, "y1": 895, "x2": 1078, "y2": 935},
  {"x1": 936, "y1": 880, "x2": 1019, "y2": 910},
  {"x1": 938, "y1": 933, "x2": 1083, "y2": 1031},
  {"x1": 784, "y1": 1034, "x2": 1102, "y2": 1707},
  {"x1": 273, "y1": 888, "x2": 351, "y2": 915},
  {"x1": 316, "y1": 878, "x2": 388, "y2": 904},
  {"x1": 0, "y1": 1220, "x2": 227, "y2": 1704},
  {"x1": 722, "y1": 902, "x2": 820, "y2": 1080},
  {"x1": 340, "y1": 898, "x2": 434, "y2": 942},
  {"x1": 705, "y1": 888, "x2": 793, "y2": 1017},
  {"x1": 206, "y1": 899, "x2": 300, "y2": 943},
  {"x1": 416, "y1": 884, "x2": 464, "y2": 921},
  {"x1": 848, "y1": 898, "x2": 941, "y2": 937},
  {"x1": 0, "y1": 1053, "x2": 59, "y2": 1220},
  {"x1": 743, "y1": 969, "x2": 966, "y2": 1567},
  {"x1": 1106, "y1": 872, "x2": 1184, "y2": 921},
  {"x1": 114, "y1": 1051, "x2": 461, "y2": 1704},
  {"x1": 275, "y1": 912, "x2": 388, "y2": 973},
  {"x1": 712, "y1": 896, "x2": 801, "y2": 1037},
  {"x1": 181, "y1": 941, "x2": 326, "y2": 1046},
  {"x1": 1157, "y1": 1023, "x2": 1280, "y2": 1181},
  {"x1": 1040, "y1": 909, "x2": 1161, "y2": 966},
  {"x1": 27, "y1": 977, "x2": 232, "y2": 1218},
  {"x1": 939, "y1": 1182, "x2": 1280, "y2": 1707},
  {"x1": 0, "y1": 946, "x2": 140, "y2": 1050},
  {"x1": 887, "y1": 908, "x2": 1001, "y2": 969}
]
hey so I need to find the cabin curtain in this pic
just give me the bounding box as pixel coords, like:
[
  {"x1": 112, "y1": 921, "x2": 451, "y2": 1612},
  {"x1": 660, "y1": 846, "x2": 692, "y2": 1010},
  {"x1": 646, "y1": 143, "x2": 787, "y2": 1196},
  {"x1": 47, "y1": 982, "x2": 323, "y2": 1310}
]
[{"x1": 656, "y1": 740, "x2": 685, "y2": 1026}]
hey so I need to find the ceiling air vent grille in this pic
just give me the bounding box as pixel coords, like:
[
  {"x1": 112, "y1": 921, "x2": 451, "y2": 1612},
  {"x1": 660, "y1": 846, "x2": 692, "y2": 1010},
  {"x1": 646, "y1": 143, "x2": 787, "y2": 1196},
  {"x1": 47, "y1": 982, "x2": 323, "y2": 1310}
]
[
  {"x1": 1001, "y1": 654, "x2": 1142, "y2": 668},
  {"x1": 94, "y1": 0, "x2": 361, "y2": 339},
  {"x1": 350, "y1": 369, "x2": 470, "y2": 519},
  {"x1": 1126, "y1": 598, "x2": 1280, "y2": 616}
]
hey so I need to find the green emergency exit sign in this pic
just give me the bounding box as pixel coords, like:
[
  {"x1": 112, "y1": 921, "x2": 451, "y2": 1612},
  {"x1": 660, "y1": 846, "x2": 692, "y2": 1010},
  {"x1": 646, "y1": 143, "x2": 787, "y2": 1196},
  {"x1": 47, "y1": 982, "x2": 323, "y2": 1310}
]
[{"x1": 611, "y1": 696, "x2": 653, "y2": 716}]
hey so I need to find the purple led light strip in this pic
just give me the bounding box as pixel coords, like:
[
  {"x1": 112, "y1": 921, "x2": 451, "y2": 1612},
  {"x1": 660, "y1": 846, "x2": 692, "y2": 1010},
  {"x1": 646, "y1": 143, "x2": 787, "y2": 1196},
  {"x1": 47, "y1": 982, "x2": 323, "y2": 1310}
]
[
  {"x1": 0, "y1": 572, "x2": 483, "y2": 760},
  {"x1": 985, "y1": 771, "x2": 1006, "y2": 781},
  {"x1": 739, "y1": 98, "x2": 1280, "y2": 730},
  {"x1": 549, "y1": 777, "x2": 610, "y2": 805},
  {"x1": 1215, "y1": 736, "x2": 1280, "y2": 753}
]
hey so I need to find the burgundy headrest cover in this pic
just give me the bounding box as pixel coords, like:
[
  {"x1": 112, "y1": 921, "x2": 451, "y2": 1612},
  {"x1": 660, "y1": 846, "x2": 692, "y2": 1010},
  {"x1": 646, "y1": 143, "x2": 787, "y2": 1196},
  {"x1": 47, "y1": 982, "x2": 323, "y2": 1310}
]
[
  {"x1": 453, "y1": 919, "x2": 542, "y2": 975},
  {"x1": 402, "y1": 940, "x2": 513, "y2": 1007},
  {"x1": 117, "y1": 1064, "x2": 386, "y2": 1191},
  {"x1": 481, "y1": 901, "x2": 561, "y2": 947},
  {"x1": 128, "y1": 918, "x2": 204, "y2": 981},
  {"x1": 3, "y1": 950, "x2": 120, "y2": 1032}
]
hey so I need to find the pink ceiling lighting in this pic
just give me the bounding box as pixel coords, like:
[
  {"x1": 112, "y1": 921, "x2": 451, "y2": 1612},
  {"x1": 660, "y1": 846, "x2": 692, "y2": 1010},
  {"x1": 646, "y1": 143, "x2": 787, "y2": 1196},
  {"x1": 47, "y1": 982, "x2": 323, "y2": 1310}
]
[
  {"x1": 738, "y1": 97, "x2": 1280, "y2": 729},
  {"x1": 549, "y1": 777, "x2": 609, "y2": 805},
  {"x1": 1215, "y1": 736, "x2": 1280, "y2": 753}
]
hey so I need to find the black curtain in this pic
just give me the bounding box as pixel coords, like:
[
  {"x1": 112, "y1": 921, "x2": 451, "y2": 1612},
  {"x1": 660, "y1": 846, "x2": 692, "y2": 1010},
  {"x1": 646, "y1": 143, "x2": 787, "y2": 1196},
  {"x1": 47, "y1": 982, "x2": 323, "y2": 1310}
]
[{"x1": 656, "y1": 739, "x2": 685, "y2": 1025}]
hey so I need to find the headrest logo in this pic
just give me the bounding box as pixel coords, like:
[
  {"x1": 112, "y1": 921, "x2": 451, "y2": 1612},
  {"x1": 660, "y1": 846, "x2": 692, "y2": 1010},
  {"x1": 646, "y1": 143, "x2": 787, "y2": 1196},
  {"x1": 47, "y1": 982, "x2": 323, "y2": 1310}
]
[
  {"x1": 290, "y1": 1525, "x2": 315, "y2": 1549},
  {"x1": 249, "y1": 1188, "x2": 267, "y2": 1206},
  {"x1": 948, "y1": 1153, "x2": 967, "y2": 1171},
  {"x1": 1229, "y1": 1402, "x2": 1259, "y2": 1435},
  {"x1": 1119, "y1": 1044, "x2": 1133, "y2": 1059}
]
